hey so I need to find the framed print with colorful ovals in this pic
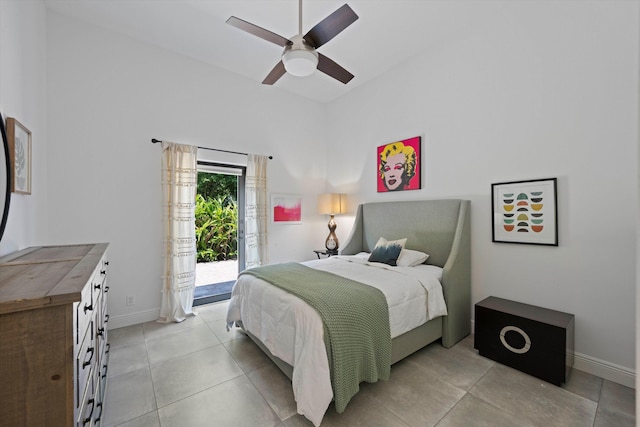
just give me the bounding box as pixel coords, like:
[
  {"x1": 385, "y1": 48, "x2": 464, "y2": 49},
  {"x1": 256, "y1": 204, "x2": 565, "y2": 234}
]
[{"x1": 491, "y1": 178, "x2": 558, "y2": 246}]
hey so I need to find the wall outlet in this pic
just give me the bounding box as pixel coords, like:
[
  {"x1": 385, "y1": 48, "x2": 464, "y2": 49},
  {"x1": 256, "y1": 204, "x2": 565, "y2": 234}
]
[{"x1": 126, "y1": 295, "x2": 135, "y2": 306}]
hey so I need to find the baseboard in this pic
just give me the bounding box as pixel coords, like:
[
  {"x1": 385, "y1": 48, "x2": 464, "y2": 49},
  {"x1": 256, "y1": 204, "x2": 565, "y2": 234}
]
[
  {"x1": 107, "y1": 308, "x2": 160, "y2": 330},
  {"x1": 470, "y1": 320, "x2": 635, "y2": 388},
  {"x1": 573, "y1": 352, "x2": 635, "y2": 389}
]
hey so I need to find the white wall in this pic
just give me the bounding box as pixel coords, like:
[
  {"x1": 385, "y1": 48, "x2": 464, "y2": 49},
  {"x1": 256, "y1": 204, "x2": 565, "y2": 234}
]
[
  {"x1": 0, "y1": 0, "x2": 48, "y2": 256},
  {"x1": 326, "y1": 1, "x2": 638, "y2": 385},
  {"x1": 45, "y1": 11, "x2": 329, "y2": 327}
]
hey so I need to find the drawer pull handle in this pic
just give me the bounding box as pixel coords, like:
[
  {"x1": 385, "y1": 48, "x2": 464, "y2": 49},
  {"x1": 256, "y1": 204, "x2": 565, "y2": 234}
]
[
  {"x1": 104, "y1": 286, "x2": 110, "y2": 293},
  {"x1": 105, "y1": 314, "x2": 110, "y2": 323},
  {"x1": 105, "y1": 343, "x2": 110, "y2": 354},
  {"x1": 499, "y1": 325, "x2": 531, "y2": 354},
  {"x1": 101, "y1": 269, "x2": 106, "y2": 275},
  {"x1": 104, "y1": 261, "x2": 109, "y2": 266},
  {"x1": 84, "y1": 302, "x2": 93, "y2": 313},
  {"x1": 83, "y1": 347, "x2": 95, "y2": 368},
  {"x1": 97, "y1": 327, "x2": 105, "y2": 337},
  {"x1": 94, "y1": 283, "x2": 101, "y2": 290},
  {"x1": 102, "y1": 364, "x2": 108, "y2": 379},
  {"x1": 83, "y1": 399, "x2": 95, "y2": 425}
]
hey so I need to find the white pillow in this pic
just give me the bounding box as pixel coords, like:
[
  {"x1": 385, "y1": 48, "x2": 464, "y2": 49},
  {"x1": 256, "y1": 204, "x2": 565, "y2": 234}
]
[{"x1": 397, "y1": 248, "x2": 430, "y2": 267}]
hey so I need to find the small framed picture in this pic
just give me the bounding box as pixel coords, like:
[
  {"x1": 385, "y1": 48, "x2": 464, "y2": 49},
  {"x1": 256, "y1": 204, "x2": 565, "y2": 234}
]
[
  {"x1": 7, "y1": 118, "x2": 31, "y2": 195},
  {"x1": 271, "y1": 193, "x2": 302, "y2": 224},
  {"x1": 492, "y1": 178, "x2": 558, "y2": 246},
  {"x1": 377, "y1": 136, "x2": 421, "y2": 192}
]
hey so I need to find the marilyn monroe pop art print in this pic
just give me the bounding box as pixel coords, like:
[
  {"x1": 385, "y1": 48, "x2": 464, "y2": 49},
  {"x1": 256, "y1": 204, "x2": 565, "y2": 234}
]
[{"x1": 377, "y1": 136, "x2": 421, "y2": 192}]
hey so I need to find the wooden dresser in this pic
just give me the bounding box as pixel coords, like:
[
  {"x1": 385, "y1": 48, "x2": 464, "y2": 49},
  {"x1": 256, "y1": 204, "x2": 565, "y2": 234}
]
[{"x1": 0, "y1": 243, "x2": 110, "y2": 427}]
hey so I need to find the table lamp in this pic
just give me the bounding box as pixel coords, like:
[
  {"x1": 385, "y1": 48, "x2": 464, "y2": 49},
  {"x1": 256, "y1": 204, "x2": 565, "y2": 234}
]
[{"x1": 317, "y1": 193, "x2": 346, "y2": 253}]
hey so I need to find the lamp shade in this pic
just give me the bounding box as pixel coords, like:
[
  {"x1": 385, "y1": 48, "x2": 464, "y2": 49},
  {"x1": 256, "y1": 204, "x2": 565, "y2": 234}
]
[
  {"x1": 318, "y1": 193, "x2": 346, "y2": 215},
  {"x1": 282, "y1": 49, "x2": 318, "y2": 77}
]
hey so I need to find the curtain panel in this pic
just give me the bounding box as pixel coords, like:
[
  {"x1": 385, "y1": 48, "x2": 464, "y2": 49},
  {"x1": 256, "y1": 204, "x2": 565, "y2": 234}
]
[
  {"x1": 158, "y1": 142, "x2": 198, "y2": 323},
  {"x1": 245, "y1": 154, "x2": 269, "y2": 268}
]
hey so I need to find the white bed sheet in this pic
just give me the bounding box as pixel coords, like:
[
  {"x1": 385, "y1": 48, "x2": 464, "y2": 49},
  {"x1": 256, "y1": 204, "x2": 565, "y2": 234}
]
[{"x1": 226, "y1": 255, "x2": 447, "y2": 426}]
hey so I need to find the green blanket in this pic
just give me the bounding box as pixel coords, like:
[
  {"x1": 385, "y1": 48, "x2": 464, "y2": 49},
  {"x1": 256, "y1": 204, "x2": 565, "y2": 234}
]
[{"x1": 240, "y1": 262, "x2": 391, "y2": 413}]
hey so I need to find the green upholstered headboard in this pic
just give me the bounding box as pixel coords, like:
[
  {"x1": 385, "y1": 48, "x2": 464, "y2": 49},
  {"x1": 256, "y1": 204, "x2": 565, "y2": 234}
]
[{"x1": 339, "y1": 199, "x2": 471, "y2": 347}]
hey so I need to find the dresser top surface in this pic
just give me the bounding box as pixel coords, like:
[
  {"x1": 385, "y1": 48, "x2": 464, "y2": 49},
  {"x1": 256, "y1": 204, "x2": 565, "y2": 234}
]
[
  {"x1": 476, "y1": 296, "x2": 574, "y2": 328},
  {"x1": 0, "y1": 243, "x2": 108, "y2": 314}
]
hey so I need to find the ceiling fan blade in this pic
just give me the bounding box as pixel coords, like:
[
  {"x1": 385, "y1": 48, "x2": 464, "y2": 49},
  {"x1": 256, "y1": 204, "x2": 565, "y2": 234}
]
[
  {"x1": 317, "y1": 53, "x2": 354, "y2": 84},
  {"x1": 262, "y1": 61, "x2": 287, "y2": 85},
  {"x1": 303, "y1": 4, "x2": 358, "y2": 49},
  {"x1": 226, "y1": 16, "x2": 291, "y2": 47}
]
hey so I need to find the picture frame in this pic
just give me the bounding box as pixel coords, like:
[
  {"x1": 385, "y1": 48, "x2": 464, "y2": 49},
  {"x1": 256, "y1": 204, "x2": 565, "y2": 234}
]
[
  {"x1": 492, "y1": 178, "x2": 558, "y2": 246},
  {"x1": 7, "y1": 118, "x2": 31, "y2": 195},
  {"x1": 271, "y1": 193, "x2": 302, "y2": 224},
  {"x1": 377, "y1": 136, "x2": 421, "y2": 192}
]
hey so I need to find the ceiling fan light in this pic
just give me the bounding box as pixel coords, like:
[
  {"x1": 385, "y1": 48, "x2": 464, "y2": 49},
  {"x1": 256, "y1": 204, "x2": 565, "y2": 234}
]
[{"x1": 282, "y1": 49, "x2": 318, "y2": 77}]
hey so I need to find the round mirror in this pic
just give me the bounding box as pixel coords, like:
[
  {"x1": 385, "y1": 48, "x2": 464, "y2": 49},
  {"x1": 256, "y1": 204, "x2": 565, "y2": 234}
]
[{"x1": 0, "y1": 113, "x2": 11, "y2": 242}]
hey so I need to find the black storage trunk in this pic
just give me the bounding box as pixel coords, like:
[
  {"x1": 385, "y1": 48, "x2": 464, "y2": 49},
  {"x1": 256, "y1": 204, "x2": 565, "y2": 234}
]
[{"x1": 474, "y1": 296, "x2": 574, "y2": 386}]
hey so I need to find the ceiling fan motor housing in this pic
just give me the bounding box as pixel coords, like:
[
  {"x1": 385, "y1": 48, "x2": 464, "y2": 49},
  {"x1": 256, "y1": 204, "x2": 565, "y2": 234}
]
[{"x1": 282, "y1": 35, "x2": 319, "y2": 76}]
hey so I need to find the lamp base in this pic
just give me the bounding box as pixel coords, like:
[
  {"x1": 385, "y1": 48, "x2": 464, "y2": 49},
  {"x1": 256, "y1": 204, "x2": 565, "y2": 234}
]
[{"x1": 325, "y1": 215, "x2": 339, "y2": 252}]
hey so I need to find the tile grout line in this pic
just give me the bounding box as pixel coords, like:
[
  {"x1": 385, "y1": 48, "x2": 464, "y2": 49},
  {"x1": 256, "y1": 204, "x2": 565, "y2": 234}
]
[
  {"x1": 591, "y1": 379, "x2": 606, "y2": 427},
  {"x1": 145, "y1": 338, "x2": 161, "y2": 427}
]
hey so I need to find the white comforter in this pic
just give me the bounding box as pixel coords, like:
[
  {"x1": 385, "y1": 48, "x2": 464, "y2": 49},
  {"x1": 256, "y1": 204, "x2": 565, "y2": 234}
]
[{"x1": 226, "y1": 255, "x2": 447, "y2": 426}]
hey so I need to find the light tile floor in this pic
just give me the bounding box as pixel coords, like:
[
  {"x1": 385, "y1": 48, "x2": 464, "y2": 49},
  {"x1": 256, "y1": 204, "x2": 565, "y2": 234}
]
[{"x1": 104, "y1": 301, "x2": 635, "y2": 427}]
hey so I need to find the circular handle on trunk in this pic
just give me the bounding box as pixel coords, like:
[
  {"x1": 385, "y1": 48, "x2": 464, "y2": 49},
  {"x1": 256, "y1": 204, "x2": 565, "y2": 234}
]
[{"x1": 499, "y1": 325, "x2": 531, "y2": 354}]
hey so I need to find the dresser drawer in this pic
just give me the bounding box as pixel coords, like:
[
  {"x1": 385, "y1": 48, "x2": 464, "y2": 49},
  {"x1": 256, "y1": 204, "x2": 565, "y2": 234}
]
[
  {"x1": 95, "y1": 293, "x2": 107, "y2": 366},
  {"x1": 99, "y1": 347, "x2": 109, "y2": 390},
  {"x1": 76, "y1": 283, "x2": 94, "y2": 345},
  {"x1": 76, "y1": 374, "x2": 95, "y2": 427},
  {"x1": 93, "y1": 365, "x2": 106, "y2": 427},
  {"x1": 76, "y1": 320, "x2": 95, "y2": 409},
  {"x1": 92, "y1": 263, "x2": 106, "y2": 300}
]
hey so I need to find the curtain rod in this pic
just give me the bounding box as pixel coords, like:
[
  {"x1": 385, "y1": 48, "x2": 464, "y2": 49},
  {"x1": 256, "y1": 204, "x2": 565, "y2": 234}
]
[{"x1": 151, "y1": 138, "x2": 273, "y2": 159}]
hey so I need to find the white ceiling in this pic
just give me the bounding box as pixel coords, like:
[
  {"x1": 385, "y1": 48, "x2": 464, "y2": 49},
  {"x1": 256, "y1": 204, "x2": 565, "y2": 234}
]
[{"x1": 43, "y1": 0, "x2": 511, "y2": 104}]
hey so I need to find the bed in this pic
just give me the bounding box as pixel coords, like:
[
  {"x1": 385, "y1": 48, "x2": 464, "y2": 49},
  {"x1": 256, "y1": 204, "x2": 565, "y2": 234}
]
[{"x1": 226, "y1": 199, "x2": 471, "y2": 426}]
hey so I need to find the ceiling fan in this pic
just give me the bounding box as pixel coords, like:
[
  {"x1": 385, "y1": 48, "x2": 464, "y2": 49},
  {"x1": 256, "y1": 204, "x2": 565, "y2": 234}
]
[{"x1": 226, "y1": 0, "x2": 358, "y2": 85}]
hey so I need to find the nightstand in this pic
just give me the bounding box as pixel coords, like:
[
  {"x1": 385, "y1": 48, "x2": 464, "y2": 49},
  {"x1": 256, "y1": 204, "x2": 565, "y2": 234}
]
[
  {"x1": 313, "y1": 249, "x2": 338, "y2": 259},
  {"x1": 474, "y1": 296, "x2": 574, "y2": 385}
]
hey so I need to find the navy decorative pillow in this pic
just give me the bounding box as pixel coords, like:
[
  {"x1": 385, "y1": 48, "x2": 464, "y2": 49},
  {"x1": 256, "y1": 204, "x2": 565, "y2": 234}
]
[{"x1": 368, "y1": 237, "x2": 407, "y2": 266}]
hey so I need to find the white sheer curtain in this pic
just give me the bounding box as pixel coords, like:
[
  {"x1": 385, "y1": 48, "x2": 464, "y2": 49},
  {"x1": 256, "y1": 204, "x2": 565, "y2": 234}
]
[
  {"x1": 245, "y1": 154, "x2": 269, "y2": 268},
  {"x1": 158, "y1": 141, "x2": 198, "y2": 323}
]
